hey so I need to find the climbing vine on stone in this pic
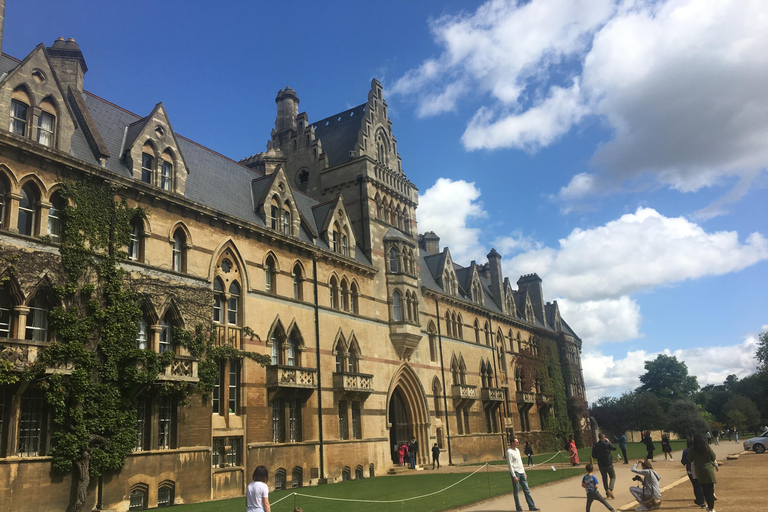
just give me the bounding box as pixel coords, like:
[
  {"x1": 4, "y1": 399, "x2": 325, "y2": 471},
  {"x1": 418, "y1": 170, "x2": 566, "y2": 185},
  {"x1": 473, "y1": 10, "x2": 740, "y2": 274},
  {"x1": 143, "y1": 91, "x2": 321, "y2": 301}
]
[{"x1": 16, "y1": 177, "x2": 268, "y2": 512}]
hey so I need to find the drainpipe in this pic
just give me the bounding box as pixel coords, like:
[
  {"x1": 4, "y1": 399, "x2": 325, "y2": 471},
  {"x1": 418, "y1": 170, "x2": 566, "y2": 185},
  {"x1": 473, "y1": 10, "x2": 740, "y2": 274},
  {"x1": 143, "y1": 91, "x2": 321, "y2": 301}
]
[
  {"x1": 313, "y1": 255, "x2": 325, "y2": 481},
  {"x1": 435, "y1": 299, "x2": 452, "y2": 465}
]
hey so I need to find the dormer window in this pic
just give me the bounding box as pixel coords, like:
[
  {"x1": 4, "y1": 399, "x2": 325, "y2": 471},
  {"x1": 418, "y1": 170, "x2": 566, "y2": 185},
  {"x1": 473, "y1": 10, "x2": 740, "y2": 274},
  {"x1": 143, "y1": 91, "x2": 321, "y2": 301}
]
[
  {"x1": 10, "y1": 95, "x2": 29, "y2": 136},
  {"x1": 332, "y1": 231, "x2": 339, "y2": 252},
  {"x1": 160, "y1": 152, "x2": 173, "y2": 191},
  {"x1": 341, "y1": 234, "x2": 348, "y2": 256},
  {"x1": 141, "y1": 152, "x2": 154, "y2": 184},
  {"x1": 37, "y1": 112, "x2": 54, "y2": 147},
  {"x1": 282, "y1": 209, "x2": 290, "y2": 235}
]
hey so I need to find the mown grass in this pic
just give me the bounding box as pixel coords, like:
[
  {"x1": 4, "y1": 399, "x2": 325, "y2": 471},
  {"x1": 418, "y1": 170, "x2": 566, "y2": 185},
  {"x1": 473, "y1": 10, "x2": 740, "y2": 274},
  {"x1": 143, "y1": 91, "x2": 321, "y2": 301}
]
[{"x1": 173, "y1": 466, "x2": 584, "y2": 512}]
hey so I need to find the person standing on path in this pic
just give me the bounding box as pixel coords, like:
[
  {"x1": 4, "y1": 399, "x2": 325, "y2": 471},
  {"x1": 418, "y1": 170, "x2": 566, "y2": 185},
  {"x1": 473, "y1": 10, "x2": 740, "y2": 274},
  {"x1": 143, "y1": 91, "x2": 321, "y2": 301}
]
[
  {"x1": 432, "y1": 443, "x2": 440, "y2": 469},
  {"x1": 591, "y1": 433, "x2": 617, "y2": 499},
  {"x1": 569, "y1": 435, "x2": 580, "y2": 466},
  {"x1": 506, "y1": 438, "x2": 541, "y2": 511},
  {"x1": 582, "y1": 463, "x2": 615, "y2": 512},
  {"x1": 706, "y1": 431, "x2": 712, "y2": 445},
  {"x1": 661, "y1": 432, "x2": 672, "y2": 460},
  {"x1": 642, "y1": 431, "x2": 655, "y2": 461},
  {"x1": 681, "y1": 437, "x2": 705, "y2": 508},
  {"x1": 688, "y1": 433, "x2": 719, "y2": 512},
  {"x1": 734, "y1": 429, "x2": 739, "y2": 443},
  {"x1": 409, "y1": 437, "x2": 418, "y2": 469},
  {"x1": 614, "y1": 433, "x2": 628, "y2": 464},
  {"x1": 524, "y1": 441, "x2": 534, "y2": 467}
]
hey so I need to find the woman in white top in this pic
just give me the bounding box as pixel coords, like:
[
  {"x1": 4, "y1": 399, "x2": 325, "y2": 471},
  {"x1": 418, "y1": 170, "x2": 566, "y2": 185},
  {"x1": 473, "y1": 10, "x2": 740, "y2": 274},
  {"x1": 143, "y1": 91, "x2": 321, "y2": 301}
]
[{"x1": 246, "y1": 465, "x2": 271, "y2": 512}]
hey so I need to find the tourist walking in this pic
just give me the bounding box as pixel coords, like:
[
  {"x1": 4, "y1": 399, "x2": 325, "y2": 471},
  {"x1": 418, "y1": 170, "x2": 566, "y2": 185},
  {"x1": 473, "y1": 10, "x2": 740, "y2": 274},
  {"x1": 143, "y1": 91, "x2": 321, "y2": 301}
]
[
  {"x1": 734, "y1": 429, "x2": 739, "y2": 443},
  {"x1": 569, "y1": 435, "x2": 580, "y2": 466},
  {"x1": 713, "y1": 429, "x2": 720, "y2": 445},
  {"x1": 688, "y1": 433, "x2": 719, "y2": 512},
  {"x1": 246, "y1": 465, "x2": 271, "y2": 512},
  {"x1": 661, "y1": 432, "x2": 672, "y2": 460},
  {"x1": 582, "y1": 463, "x2": 615, "y2": 512},
  {"x1": 505, "y1": 438, "x2": 540, "y2": 511},
  {"x1": 642, "y1": 431, "x2": 655, "y2": 461},
  {"x1": 432, "y1": 442, "x2": 440, "y2": 469},
  {"x1": 524, "y1": 441, "x2": 534, "y2": 466},
  {"x1": 614, "y1": 432, "x2": 628, "y2": 464},
  {"x1": 706, "y1": 430, "x2": 712, "y2": 445},
  {"x1": 629, "y1": 459, "x2": 662, "y2": 511},
  {"x1": 591, "y1": 433, "x2": 617, "y2": 499},
  {"x1": 681, "y1": 437, "x2": 705, "y2": 508}
]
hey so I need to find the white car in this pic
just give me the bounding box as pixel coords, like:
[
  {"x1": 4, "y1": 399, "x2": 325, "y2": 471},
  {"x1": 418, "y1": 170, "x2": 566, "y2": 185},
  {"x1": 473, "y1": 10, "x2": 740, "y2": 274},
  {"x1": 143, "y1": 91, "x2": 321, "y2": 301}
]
[{"x1": 743, "y1": 431, "x2": 768, "y2": 453}]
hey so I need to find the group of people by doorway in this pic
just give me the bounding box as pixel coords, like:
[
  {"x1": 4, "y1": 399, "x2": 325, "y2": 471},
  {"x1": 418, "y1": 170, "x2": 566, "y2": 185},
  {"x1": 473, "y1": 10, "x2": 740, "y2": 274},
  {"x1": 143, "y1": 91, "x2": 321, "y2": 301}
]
[{"x1": 395, "y1": 437, "x2": 419, "y2": 468}]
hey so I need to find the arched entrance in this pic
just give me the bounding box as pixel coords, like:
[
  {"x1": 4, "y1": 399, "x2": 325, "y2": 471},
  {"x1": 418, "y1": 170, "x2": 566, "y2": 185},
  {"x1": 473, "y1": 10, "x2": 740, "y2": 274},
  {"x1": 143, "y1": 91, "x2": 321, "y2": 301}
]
[{"x1": 386, "y1": 364, "x2": 429, "y2": 467}]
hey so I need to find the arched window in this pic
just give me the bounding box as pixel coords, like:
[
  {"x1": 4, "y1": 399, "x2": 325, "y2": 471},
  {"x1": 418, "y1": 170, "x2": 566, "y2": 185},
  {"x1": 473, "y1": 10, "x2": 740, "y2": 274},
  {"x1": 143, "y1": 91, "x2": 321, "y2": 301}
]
[
  {"x1": 389, "y1": 247, "x2": 399, "y2": 273},
  {"x1": 136, "y1": 314, "x2": 150, "y2": 349},
  {"x1": 160, "y1": 151, "x2": 173, "y2": 191},
  {"x1": 141, "y1": 143, "x2": 154, "y2": 184},
  {"x1": 329, "y1": 276, "x2": 338, "y2": 310},
  {"x1": 433, "y1": 378, "x2": 442, "y2": 415},
  {"x1": 292, "y1": 264, "x2": 303, "y2": 301},
  {"x1": 282, "y1": 207, "x2": 291, "y2": 235},
  {"x1": 270, "y1": 325, "x2": 286, "y2": 365},
  {"x1": 10, "y1": 88, "x2": 30, "y2": 136},
  {"x1": 47, "y1": 190, "x2": 66, "y2": 242},
  {"x1": 428, "y1": 322, "x2": 437, "y2": 362},
  {"x1": 287, "y1": 329, "x2": 302, "y2": 367},
  {"x1": 129, "y1": 485, "x2": 148, "y2": 511},
  {"x1": 474, "y1": 320, "x2": 480, "y2": 344},
  {"x1": 292, "y1": 467, "x2": 303, "y2": 488},
  {"x1": 349, "y1": 282, "x2": 359, "y2": 314},
  {"x1": 0, "y1": 286, "x2": 13, "y2": 338},
  {"x1": 484, "y1": 322, "x2": 490, "y2": 346},
  {"x1": 157, "y1": 482, "x2": 174, "y2": 508},
  {"x1": 270, "y1": 196, "x2": 279, "y2": 230},
  {"x1": 37, "y1": 98, "x2": 56, "y2": 147},
  {"x1": 457, "y1": 314, "x2": 463, "y2": 339},
  {"x1": 342, "y1": 466, "x2": 351, "y2": 481},
  {"x1": 274, "y1": 468, "x2": 286, "y2": 490},
  {"x1": 228, "y1": 282, "x2": 239, "y2": 325},
  {"x1": 171, "y1": 228, "x2": 186, "y2": 272},
  {"x1": 159, "y1": 313, "x2": 174, "y2": 353},
  {"x1": 340, "y1": 279, "x2": 349, "y2": 312},
  {"x1": 341, "y1": 229, "x2": 349, "y2": 256},
  {"x1": 355, "y1": 465, "x2": 364, "y2": 480},
  {"x1": 0, "y1": 179, "x2": 7, "y2": 229},
  {"x1": 128, "y1": 216, "x2": 143, "y2": 261},
  {"x1": 451, "y1": 313, "x2": 458, "y2": 338},
  {"x1": 451, "y1": 357, "x2": 460, "y2": 386},
  {"x1": 392, "y1": 290, "x2": 402, "y2": 322},
  {"x1": 25, "y1": 292, "x2": 49, "y2": 342},
  {"x1": 265, "y1": 255, "x2": 277, "y2": 294},
  {"x1": 18, "y1": 183, "x2": 37, "y2": 235},
  {"x1": 444, "y1": 310, "x2": 452, "y2": 338},
  {"x1": 335, "y1": 344, "x2": 344, "y2": 373},
  {"x1": 459, "y1": 357, "x2": 467, "y2": 385},
  {"x1": 347, "y1": 341, "x2": 358, "y2": 373}
]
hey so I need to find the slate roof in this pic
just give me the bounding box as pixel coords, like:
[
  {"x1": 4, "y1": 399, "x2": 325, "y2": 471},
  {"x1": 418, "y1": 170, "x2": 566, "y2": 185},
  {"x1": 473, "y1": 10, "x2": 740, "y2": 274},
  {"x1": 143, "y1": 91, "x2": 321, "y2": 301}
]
[{"x1": 311, "y1": 104, "x2": 365, "y2": 167}]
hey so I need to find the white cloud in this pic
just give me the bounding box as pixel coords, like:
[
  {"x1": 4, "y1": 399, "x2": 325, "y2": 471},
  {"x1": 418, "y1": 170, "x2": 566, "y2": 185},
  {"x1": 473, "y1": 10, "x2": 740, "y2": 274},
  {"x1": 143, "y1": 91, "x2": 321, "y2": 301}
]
[
  {"x1": 505, "y1": 207, "x2": 768, "y2": 303},
  {"x1": 394, "y1": 0, "x2": 768, "y2": 214},
  {"x1": 416, "y1": 178, "x2": 488, "y2": 263},
  {"x1": 557, "y1": 296, "x2": 642, "y2": 345},
  {"x1": 583, "y1": 329, "x2": 762, "y2": 400}
]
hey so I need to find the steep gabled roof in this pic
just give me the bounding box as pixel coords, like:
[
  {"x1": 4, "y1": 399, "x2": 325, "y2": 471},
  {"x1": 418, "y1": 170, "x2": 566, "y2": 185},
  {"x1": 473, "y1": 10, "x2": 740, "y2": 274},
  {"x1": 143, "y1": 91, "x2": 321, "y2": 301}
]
[{"x1": 311, "y1": 104, "x2": 366, "y2": 167}]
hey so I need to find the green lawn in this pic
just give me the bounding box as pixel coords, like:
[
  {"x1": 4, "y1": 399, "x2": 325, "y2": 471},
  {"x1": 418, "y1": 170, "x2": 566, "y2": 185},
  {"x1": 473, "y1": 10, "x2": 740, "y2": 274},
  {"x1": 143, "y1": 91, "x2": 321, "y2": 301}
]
[{"x1": 173, "y1": 466, "x2": 584, "y2": 512}]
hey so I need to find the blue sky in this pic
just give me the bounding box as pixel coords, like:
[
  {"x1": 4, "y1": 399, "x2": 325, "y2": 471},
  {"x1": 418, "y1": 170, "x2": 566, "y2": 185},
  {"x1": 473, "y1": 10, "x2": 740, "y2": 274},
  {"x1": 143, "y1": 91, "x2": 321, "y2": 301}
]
[{"x1": 11, "y1": 0, "x2": 767, "y2": 399}]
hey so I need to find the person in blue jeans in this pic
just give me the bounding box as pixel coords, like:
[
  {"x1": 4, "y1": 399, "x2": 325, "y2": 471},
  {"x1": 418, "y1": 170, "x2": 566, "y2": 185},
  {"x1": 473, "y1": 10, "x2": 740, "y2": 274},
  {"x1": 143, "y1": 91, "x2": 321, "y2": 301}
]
[
  {"x1": 506, "y1": 437, "x2": 540, "y2": 511},
  {"x1": 409, "y1": 437, "x2": 418, "y2": 469},
  {"x1": 614, "y1": 432, "x2": 628, "y2": 464}
]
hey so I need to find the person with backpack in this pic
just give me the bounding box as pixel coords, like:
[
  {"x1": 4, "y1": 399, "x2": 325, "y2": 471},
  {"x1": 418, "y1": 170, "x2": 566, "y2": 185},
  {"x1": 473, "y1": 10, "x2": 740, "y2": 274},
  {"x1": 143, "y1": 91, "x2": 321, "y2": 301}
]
[{"x1": 582, "y1": 463, "x2": 615, "y2": 512}]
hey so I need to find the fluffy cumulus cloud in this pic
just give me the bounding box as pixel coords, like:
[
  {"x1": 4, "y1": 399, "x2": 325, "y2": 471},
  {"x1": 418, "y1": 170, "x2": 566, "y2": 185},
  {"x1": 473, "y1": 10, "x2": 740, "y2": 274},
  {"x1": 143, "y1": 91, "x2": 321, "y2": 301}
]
[
  {"x1": 416, "y1": 178, "x2": 488, "y2": 263},
  {"x1": 393, "y1": 0, "x2": 768, "y2": 214},
  {"x1": 583, "y1": 328, "x2": 763, "y2": 400},
  {"x1": 505, "y1": 207, "x2": 768, "y2": 303}
]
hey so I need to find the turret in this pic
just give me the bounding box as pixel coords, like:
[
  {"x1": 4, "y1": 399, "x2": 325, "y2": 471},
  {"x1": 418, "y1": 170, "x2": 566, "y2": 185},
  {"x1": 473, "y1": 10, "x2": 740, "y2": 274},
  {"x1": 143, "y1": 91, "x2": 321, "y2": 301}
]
[
  {"x1": 487, "y1": 248, "x2": 504, "y2": 310},
  {"x1": 274, "y1": 86, "x2": 299, "y2": 134}
]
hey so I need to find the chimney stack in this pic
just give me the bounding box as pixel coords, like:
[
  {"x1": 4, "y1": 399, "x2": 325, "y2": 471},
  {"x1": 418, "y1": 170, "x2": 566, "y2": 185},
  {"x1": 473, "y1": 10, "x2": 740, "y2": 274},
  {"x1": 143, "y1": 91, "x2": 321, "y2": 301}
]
[
  {"x1": 47, "y1": 37, "x2": 88, "y2": 92},
  {"x1": 517, "y1": 273, "x2": 545, "y2": 323},
  {"x1": 418, "y1": 231, "x2": 440, "y2": 255},
  {"x1": 487, "y1": 248, "x2": 504, "y2": 311}
]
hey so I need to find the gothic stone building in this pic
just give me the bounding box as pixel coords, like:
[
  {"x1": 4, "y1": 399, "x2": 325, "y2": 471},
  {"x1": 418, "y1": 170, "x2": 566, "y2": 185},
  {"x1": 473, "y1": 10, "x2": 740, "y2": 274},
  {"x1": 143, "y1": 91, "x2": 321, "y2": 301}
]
[{"x1": 0, "y1": 33, "x2": 588, "y2": 511}]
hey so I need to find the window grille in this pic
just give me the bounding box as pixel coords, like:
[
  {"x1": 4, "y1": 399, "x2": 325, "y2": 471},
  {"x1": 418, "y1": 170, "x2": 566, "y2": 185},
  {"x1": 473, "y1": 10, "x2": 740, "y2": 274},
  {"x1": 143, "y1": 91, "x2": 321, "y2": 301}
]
[
  {"x1": 157, "y1": 484, "x2": 174, "y2": 508},
  {"x1": 158, "y1": 396, "x2": 172, "y2": 449},
  {"x1": 18, "y1": 393, "x2": 43, "y2": 456}
]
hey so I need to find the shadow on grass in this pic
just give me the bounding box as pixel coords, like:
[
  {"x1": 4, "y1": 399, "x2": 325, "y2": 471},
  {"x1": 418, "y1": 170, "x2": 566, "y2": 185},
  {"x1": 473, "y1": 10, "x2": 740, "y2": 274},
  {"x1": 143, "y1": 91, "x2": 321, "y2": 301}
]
[{"x1": 174, "y1": 466, "x2": 585, "y2": 512}]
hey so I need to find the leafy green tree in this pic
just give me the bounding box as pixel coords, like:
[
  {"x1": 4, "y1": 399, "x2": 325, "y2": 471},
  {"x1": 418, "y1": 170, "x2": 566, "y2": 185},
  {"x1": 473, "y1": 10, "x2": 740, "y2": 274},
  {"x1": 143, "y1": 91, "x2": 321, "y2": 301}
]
[
  {"x1": 756, "y1": 331, "x2": 768, "y2": 373},
  {"x1": 667, "y1": 399, "x2": 708, "y2": 437},
  {"x1": 723, "y1": 395, "x2": 760, "y2": 429},
  {"x1": 628, "y1": 392, "x2": 668, "y2": 431},
  {"x1": 637, "y1": 354, "x2": 698, "y2": 409},
  {"x1": 727, "y1": 409, "x2": 748, "y2": 431}
]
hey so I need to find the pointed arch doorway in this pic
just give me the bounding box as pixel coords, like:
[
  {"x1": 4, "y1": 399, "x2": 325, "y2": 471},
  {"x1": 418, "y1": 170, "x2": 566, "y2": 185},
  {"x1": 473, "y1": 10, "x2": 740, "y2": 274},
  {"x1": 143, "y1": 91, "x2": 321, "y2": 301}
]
[{"x1": 386, "y1": 364, "x2": 429, "y2": 467}]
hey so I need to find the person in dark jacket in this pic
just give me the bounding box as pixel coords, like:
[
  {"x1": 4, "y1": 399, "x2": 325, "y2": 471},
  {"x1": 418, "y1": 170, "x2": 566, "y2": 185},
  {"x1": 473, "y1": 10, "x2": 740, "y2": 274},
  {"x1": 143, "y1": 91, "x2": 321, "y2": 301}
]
[
  {"x1": 642, "y1": 431, "x2": 655, "y2": 461},
  {"x1": 681, "y1": 437, "x2": 705, "y2": 508},
  {"x1": 591, "y1": 433, "x2": 617, "y2": 499}
]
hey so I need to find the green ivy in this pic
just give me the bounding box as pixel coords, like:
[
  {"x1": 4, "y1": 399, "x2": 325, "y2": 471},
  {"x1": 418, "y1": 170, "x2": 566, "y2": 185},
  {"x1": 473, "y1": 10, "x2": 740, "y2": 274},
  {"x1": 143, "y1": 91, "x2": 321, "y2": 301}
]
[{"x1": 14, "y1": 177, "x2": 268, "y2": 512}]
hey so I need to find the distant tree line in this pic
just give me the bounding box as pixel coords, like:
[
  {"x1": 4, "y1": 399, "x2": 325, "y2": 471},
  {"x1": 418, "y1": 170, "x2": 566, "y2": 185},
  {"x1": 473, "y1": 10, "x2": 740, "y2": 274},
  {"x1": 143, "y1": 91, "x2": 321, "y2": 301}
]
[{"x1": 590, "y1": 333, "x2": 768, "y2": 439}]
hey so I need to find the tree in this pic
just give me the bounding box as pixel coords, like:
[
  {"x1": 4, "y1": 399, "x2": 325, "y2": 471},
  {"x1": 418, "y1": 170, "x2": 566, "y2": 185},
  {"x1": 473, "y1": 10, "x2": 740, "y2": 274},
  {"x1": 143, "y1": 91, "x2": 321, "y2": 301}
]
[
  {"x1": 637, "y1": 354, "x2": 698, "y2": 409},
  {"x1": 723, "y1": 395, "x2": 760, "y2": 429},
  {"x1": 627, "y1": 392, "x2": 668, "y2": 431},
  {"x1": 7, "y1": 179, "x2": 269, "y2": 512},
  {"x1": 667, "y1": 399, "x2": 709, "y2": 438},
  {"x1": 756, "y1": 331, "x2": 768, "y2": 373}
]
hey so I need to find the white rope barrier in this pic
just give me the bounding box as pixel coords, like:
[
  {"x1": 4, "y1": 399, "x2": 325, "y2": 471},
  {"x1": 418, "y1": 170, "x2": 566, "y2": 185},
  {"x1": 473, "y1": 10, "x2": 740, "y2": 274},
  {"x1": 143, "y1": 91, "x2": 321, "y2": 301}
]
[
  {"x1": 287, "y1": 463, "x2": 490, "y2": 504},
  {"x1": 489, "y1": 450, "x2": 566, "y2": 469}
]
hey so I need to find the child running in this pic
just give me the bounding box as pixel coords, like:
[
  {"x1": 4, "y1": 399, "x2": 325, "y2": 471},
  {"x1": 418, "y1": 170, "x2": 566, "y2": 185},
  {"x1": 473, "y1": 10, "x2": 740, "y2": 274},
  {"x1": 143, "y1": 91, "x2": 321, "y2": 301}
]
[{"x1": 582, "y1": 463, "x2": 615, "y2": 512}]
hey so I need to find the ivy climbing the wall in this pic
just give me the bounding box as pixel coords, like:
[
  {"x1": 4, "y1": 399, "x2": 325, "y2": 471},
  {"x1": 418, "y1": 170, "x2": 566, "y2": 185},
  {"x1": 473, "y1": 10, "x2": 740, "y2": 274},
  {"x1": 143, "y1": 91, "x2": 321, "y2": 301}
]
[{"x1": 14, "y1": 178, "x2": 269, "y2": 512}]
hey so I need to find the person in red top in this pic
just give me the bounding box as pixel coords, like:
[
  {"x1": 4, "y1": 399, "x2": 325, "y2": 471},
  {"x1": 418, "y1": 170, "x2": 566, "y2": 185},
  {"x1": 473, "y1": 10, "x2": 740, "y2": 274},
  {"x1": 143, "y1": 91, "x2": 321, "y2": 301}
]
[{"x1": 569, "y1": 435, "x2": 580, "y2": 466}]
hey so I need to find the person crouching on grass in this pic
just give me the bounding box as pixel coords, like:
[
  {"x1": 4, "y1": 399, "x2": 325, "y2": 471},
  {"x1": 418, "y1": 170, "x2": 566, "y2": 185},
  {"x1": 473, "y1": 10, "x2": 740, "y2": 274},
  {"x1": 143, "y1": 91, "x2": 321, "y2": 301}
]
[{"x1": 582, "y1": 463, "x2": 615, "y2": 512}]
